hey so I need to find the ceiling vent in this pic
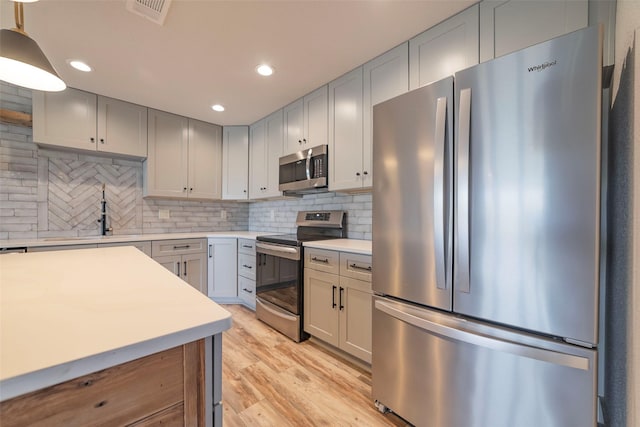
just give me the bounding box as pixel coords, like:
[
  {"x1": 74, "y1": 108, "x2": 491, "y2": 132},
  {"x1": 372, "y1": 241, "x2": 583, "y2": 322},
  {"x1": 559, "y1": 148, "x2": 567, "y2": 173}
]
[{"x1": 126, "y1": 0, "x2": 172, "y2": 25}]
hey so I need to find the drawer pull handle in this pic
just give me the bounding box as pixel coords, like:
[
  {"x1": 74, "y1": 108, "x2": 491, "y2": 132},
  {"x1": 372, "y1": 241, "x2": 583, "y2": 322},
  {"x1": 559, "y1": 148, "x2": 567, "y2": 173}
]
[
  {"x1": 242, "y1": 245, "x2": 253, "y2": 249},
  {"x1": 332, "y1": 285, "x2": 337, "y2": 309},
  {"x1": 173, "y1": 245, "x2": 191, "y2": 250},
  {"x1": 312, "y1": 257, "x2": 329, "y2": 264},
  {"x1": 350, "y1": 263, "x2": 372, "y2": 272},
  {"x1": 242, "y1": 264, "x2": 253, "y2": 269},
  {"x1": 242, "y1": 288, "x2": 253, "y2": 294}
]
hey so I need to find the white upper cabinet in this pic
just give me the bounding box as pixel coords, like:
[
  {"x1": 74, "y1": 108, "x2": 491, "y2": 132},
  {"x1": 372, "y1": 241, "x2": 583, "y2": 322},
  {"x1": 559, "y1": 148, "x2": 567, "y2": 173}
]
[
  {"x1": 283, "y1": 86, "x2": 328, "y2": 155},
  {"x1": 409, "y1": 5, "x2": 479, "y2": 90},
  {"x1": 222, "y1": 126, "x2": 249, "y2": 200},
  {"x1": 145, "y1": 109, "x2": 189, "y2": 198},
  {"x1": 33, "y1": 87, "x2": 147, "y2": 158},
  {"x1": 188, "y1": 119, "x2": 222, "y2": 200},
  {"x1": 97, "y1": 96, "x2": 148, "y2": 157},
  {"x1": 250, "y1": 110, "x2": 283, "y2": 199},
  {"x1": 329, "y1": 67, "x2": 364, "y2": 192},
  {"x1": 362, "y1": 43, "x2": 409, "y2": 188},
  {"x1": 479, "y1": 0, "x2": 588, "y2": 62},
  {"x1": 145, "y1": 110, "x2": 221, "y2": 200}
]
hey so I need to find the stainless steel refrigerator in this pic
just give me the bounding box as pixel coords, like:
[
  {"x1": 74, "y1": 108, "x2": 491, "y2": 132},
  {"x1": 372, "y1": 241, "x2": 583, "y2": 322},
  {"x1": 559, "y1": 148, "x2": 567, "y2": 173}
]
[{"x1": 372, "y1": 26, "x2": 603, "y2": 427}]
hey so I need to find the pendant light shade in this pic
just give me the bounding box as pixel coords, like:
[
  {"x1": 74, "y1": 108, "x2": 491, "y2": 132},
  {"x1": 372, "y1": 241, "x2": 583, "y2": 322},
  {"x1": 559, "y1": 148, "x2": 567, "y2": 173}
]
[{"x1": 0, "y1": 2, "x2": 66, "y2": 92}]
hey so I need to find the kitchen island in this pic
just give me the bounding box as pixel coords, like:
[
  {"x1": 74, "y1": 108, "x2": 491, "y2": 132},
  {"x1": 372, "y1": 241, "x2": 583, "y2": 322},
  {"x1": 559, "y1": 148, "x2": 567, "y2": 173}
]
[{"x1": 0, "y1": 246, "x2": 231, "y2": 426}]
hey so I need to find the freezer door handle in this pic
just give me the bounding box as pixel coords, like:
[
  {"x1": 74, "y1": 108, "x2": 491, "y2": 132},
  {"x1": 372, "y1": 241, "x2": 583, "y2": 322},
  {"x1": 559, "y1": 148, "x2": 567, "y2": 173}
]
[
  {"x1": 375, "y1": 299, "x2": 590, "y2": 371},
  {"x1": 434, "y1": 96, "x2": 447, "y2": 290},
  {"x1": 455, "y1": 88, "x2": 471, "y2": 293}
]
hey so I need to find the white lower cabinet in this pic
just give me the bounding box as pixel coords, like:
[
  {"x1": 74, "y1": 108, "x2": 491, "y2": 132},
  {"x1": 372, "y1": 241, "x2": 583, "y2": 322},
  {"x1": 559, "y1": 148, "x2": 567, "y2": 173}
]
[
  {"x1": 237, "y1": 239, "x2": 256, "y2": 309},
  {"x1": 304, "y1": 248, "x2": 372, "y2": 363},
  {"x1": 207, "y1": 238, "x2": 238, "y2": 300},
  {"x1": 152, "y1": 239, "x2": 207, "y2": 295}
]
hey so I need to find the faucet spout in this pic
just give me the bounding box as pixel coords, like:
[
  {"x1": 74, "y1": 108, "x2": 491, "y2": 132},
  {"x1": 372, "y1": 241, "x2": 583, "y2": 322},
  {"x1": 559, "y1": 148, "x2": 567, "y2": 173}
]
[{"x1": 98, "y1": 183, "x2": 112, "y2": 236}]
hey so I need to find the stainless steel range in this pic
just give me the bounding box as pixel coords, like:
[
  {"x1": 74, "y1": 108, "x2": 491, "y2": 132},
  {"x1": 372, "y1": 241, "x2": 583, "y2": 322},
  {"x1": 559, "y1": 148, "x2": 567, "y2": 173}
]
[{"x1": 255, "y1": 211, "x2": 346, "y2": 342}]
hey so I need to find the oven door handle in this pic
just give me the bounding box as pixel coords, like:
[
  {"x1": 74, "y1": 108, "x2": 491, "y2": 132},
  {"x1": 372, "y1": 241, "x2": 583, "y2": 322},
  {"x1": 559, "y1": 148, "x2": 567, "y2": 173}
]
[{"x1": 256, "y1": 242, "x2": 301, "y2": 261}]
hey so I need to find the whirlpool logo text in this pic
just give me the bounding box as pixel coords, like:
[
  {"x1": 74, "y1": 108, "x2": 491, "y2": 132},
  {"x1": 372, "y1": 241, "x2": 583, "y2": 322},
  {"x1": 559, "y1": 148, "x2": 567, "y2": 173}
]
[{"x1": 527, "y1": 59, "x2": 558, "y2": 73}]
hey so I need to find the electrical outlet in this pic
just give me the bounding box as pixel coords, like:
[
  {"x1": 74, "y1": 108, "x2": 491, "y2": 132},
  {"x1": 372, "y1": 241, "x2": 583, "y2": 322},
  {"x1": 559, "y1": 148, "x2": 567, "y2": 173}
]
[
  {"x1": 159, "y1": 209, "x2": 170, "y2": 219},
  {"x1": 221, "y1": 209, "x2": 227, "y2": 220},
  {"x1": 270, "y1": 209, "x2": 275, "y2": 221}
]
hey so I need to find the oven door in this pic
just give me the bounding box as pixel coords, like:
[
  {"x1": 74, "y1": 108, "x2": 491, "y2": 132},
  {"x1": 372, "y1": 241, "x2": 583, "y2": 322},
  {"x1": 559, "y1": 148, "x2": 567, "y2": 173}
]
[{"x1": 255, "y1": 242, "x2": 302, "y2": 315}]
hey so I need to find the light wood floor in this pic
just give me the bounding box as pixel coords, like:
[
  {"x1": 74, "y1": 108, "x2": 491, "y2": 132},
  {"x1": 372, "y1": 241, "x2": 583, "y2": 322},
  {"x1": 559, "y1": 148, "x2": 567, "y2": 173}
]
[{"x1": 222, "y1": 304, "x2": 410, "y2": 427}]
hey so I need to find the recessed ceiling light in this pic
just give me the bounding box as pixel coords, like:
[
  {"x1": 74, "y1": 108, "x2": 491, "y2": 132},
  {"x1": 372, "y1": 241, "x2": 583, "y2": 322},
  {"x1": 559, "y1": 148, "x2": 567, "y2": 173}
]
[
  {"x1": 211, "y1": 104, "x2": 225, "y2": 112},
  {"x1": 256, "y1": 64, "x2": 274, "y2": 76},
  {"x1": 68, "y1": 60, "x2": 92, "y2": 72}
]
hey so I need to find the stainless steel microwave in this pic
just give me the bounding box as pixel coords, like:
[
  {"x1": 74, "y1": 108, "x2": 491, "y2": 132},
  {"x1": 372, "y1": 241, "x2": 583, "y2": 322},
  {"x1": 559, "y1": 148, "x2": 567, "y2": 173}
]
[{"x1": 279, "y1": 145, "x2": 328, "y2": 195}]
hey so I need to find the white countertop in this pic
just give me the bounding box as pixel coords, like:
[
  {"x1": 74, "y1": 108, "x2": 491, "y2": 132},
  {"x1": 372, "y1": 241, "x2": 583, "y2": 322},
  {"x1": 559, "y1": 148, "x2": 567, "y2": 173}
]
[
  {"x1": 303, "y1": 238, "x2": 372, "y2": 255},
  {"x1": 0, "y1": 231, "x2": 269, "y2": 249},
  {"x1": 0, "y1": 247, "x2": 232, "y2": 401}
]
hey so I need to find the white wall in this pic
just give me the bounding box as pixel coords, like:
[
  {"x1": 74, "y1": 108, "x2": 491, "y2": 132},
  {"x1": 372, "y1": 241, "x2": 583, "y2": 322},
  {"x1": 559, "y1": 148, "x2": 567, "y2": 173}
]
[{"x1": 607, "y1": 1, "x2": 639, "y2": 425}]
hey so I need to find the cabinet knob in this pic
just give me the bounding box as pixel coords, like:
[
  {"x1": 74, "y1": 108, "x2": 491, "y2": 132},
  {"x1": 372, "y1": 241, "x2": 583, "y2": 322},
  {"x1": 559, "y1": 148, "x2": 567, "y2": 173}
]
[
  {"x1": 190, "y1": 187, "x2": 193, "y2": 192},
  {"x1": 243, "y1": 189, "x2": 247, "y2": 193},
  {"x1": 298, "y1": 139, "x2": 302, "y2": 144},
  {"x1": 90, "y1": 137, "x2": 95, "y2": 143},
  {"x1": 363, "y1": 171, "x2": 368, "y2": 175},
  {"x1": 303, "y1": 138, "x2": 307, "y2": 144},
  {"x1": 356, "y1": 172, "x2": 361, "y2": 177},
  {"x1": 100, "y1": 138, "x2": 105, "y2": 144},
  {"x1": 183, "y1": 187, "x2": 187, "y2": 191}
]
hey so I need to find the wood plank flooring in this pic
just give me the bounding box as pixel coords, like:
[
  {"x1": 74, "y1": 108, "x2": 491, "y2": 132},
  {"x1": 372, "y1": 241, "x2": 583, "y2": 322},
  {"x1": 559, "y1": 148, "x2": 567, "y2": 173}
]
[{"x1": 222, "y1": 304, "x2": 410, "y2": 427}]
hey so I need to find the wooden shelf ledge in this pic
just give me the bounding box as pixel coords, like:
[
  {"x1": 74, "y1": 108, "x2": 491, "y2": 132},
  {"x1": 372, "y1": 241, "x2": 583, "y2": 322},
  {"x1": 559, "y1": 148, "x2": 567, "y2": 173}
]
[{"x1": 0, "y1": 108, "x2": 32, "y2": 127}]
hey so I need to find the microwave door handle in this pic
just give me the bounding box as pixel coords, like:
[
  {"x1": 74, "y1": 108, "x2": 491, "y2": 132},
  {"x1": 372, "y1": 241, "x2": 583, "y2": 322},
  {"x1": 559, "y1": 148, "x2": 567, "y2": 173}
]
[
  {"x1": 434, "y1": 96, "x2": 447, "y2": 291},
  {"x1": 305, "y1": 148, "x2": 312, "y2": 180}
]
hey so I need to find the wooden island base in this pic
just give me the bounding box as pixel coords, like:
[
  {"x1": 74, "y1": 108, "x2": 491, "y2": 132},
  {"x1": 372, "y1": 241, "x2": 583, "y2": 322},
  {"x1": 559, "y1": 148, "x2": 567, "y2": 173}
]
[{"x1": 0, "y1": 340, "x2": 205, "y2": 427}]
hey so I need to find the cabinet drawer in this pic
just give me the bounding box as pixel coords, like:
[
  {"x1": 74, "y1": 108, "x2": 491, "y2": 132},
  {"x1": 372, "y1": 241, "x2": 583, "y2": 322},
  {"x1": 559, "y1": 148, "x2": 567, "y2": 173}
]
[
  {"x1": 238, "y1": 276, "x2": 256, "y2": 309},
  {"x1": 340, "y1": 252, "x2": 372, "y2": 282},
  {"x1": 152, "y1": 239, "x2": 206, "y2": 256},
  {"x1": 304, "y1": 248, "x2": 340, "y2": 274},
  {"x1": 238, "y1": 239, "x2": 256, "y2": 254},
  {"x1": 238, "y1": 252, "x2": 256, "y2": 280}
]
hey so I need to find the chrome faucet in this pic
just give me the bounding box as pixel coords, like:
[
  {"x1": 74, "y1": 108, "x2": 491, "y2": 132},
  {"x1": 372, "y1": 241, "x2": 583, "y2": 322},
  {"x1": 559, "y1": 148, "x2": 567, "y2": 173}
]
[{"x1": 97, "y1": 183, "x2": 112, "y2": 236}]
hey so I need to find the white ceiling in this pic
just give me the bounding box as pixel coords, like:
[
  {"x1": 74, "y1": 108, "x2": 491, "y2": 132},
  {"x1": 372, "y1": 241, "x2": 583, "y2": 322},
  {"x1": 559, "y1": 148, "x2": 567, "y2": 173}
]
[{"x1": 1, "y1": 0, "x2": 476, "y2": 126}]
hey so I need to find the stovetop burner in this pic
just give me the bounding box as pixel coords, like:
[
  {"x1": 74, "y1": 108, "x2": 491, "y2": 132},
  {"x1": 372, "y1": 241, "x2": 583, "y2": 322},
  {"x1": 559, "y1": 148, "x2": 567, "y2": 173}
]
[{"x1": 256, "y1": 210, "x2": 347, "y2": 247}]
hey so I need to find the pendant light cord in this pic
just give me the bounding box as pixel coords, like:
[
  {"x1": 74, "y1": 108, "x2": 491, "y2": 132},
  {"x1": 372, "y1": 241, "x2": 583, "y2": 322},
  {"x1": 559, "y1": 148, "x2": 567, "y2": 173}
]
[{"x1": 14, "y1": 2, "x2": 26, "y2": 34}]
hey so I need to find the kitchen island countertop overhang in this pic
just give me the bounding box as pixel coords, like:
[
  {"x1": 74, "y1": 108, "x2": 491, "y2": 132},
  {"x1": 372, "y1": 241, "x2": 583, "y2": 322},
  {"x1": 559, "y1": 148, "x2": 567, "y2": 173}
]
[{"x1": 0, "y1": 246, "x2": 232, "y2": 402}]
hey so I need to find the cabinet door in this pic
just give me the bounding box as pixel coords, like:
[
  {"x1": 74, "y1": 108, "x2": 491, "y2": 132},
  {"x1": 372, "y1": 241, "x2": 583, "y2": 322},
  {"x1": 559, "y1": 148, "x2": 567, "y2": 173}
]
[
  {"x1": 409, "y1": 5, "x2": 479, "y2": 90},
  {"x1": 263, "y1": 109, "x2": 283, "y2": 198},
  {"x1": 222, "y1": 126, "x2": 249, "y2": 200},
  {"x1": 249, "y1": 119, "x2": 267, "y2": 199},
  {"x1": 303, "y1": 268, "x2": 339, "y2": 346},
  {"x1": 363, "y1": 43, "x2": 409, "y2": 189},
  {"x1": 480, "y1": 0, "x2": 588, "y2": 62},
  {"x1": 329, "y1": 67, "x2": 364, "y2": 192},
  {"x1": 32, "y1": 88, "x2": 97, "y2": 150},
  {"x1": 188, "y1": 119, "x2": 222, "y2": 200},
  {"x1": 283, "y1": 98, "x2": 304, "y2": 155},
  {"x1": 303, "y1": 86, "x2": 328, "y2": 148},
  {"x1": 339, "y1": 276, "x2": 373, "y2": 363},
  {"x1": 97, "y1": 96, "x2": 147, "y2": 157},
  {"x1": 154, "y1": 254, "x2": 182, "y2": 277},
  {"x1": 183, "y1": 252, "x2": 207, "y2": 294},
  {"x1": 208, "y1": 238, "x2": 238, "y2": 298},
  {"x1": 145, "y1": 109, "x2": 188, "y2": 198}
]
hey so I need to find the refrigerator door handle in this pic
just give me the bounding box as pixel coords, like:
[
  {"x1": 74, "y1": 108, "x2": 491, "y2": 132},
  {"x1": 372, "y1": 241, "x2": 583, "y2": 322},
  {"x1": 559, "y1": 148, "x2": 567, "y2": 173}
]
[
  {"x1": 375, "y1": 299, "x2": 590, "y2": 371},
  {"x1": 455, "y1": 88, "x2": 471, "y2": 293},
  {"x1": 434, "y1": 96, "x2": 447, "y2": 290}
]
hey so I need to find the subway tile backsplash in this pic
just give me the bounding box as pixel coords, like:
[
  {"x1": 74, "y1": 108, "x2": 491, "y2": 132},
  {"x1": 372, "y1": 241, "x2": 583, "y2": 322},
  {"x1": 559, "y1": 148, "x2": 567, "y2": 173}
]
[{"x1": 0, "y1": 82, "x2": 372, "y2": 241}]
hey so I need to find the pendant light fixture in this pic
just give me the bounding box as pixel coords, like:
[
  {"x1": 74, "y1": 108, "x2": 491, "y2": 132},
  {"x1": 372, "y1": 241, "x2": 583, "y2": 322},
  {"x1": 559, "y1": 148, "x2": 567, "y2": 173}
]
[{"x1": 0, "y1": 0, "x2": 66, "y2": 91}]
